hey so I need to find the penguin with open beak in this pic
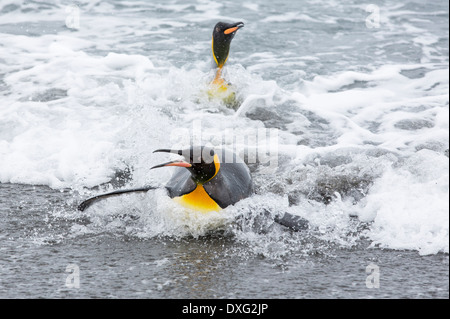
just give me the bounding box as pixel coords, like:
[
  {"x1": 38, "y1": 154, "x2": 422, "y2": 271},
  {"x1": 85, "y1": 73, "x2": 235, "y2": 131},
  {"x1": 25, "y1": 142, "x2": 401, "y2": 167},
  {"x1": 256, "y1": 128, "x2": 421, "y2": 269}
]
[
  {"x1": 77, "y1": 146, "x2": 251, "y2": 212},
  {"x1": 77, "y1": 146, "x2": 308, "y2": 231},
  {"x1": 151, "y1": 146, "x2": 252, "y2": 212}
]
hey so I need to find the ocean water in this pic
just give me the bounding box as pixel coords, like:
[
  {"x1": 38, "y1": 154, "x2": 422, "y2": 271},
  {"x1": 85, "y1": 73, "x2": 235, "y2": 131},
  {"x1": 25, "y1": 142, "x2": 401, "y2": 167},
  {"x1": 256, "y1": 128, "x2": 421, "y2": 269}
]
[{"x1": 0, "y1": 0, "x2": 448, "y2": 299}]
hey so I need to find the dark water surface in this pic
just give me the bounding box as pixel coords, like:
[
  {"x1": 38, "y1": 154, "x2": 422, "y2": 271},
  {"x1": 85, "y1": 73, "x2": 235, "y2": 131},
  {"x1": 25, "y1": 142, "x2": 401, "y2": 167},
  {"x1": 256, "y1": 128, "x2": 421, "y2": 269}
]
[
  {"x1": 0, "y1": 0, "x2": 448, "y2": 299},
  {"x1": 1, "y1": 184, "x2": 448, "y2": 299}
]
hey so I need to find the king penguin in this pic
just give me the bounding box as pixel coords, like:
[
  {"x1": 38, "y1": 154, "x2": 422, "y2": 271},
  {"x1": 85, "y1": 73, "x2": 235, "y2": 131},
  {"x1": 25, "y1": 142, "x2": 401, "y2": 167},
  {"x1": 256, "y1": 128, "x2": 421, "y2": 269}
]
[
  {"x1": 77, "y1": 146, "x2": 308, "y2": 231},
  {"x1": 151, "y1": 146, "x2": 252, "y2": 212},
  {"x1": 77, "y1": 146, "x2": 252, "y2": 212},
  {"x1": 207, "y1": 21, "x2": 244, "y2": 108}
]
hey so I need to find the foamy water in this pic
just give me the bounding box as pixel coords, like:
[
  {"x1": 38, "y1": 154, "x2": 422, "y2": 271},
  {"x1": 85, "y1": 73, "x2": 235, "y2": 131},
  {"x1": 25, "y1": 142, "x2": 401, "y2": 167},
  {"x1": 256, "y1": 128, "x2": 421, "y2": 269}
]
[{"x1": 0, "y1": 0, "x2": 448, "y2": 268}]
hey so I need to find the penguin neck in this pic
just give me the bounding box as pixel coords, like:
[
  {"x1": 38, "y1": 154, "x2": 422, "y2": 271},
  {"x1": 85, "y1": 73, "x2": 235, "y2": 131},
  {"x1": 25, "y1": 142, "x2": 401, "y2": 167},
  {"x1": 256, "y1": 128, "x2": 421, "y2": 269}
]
[
  {"x1": 212, "y1": 36, "x2": 230, "y2": 69},
  {"x1": 177, "y1": 154, "x2": 222, "y2": 213},
  {"x1": 190, "y1": 154, "x2": 221, "y2": 185},
  {"x1": 212, "y1": 67, "x2": 226, "y2": 87}
]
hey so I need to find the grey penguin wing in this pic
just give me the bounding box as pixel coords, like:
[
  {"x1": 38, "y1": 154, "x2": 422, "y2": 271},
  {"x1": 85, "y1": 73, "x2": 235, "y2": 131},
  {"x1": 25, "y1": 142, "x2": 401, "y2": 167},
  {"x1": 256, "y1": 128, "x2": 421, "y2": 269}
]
[
  {"x1": 203, "y1": 172, "x2": 234, "y2": 208},
  {"x1": 164, "y1": 167, "x2": 196, "y2": 198},
  {"x1": 203, "y1": 161, "x2": 252, "y2": 208}
]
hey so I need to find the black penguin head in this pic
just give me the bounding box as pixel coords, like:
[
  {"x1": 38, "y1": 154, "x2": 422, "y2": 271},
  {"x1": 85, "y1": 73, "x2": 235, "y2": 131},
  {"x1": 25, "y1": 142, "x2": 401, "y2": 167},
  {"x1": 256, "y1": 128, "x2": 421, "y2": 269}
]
[
  {"x1": 151, "y1": 146, "x2": 220, "y2": 184},
  {"x1": 212, "y1": 21, "x2": 244, "y2": 68}
]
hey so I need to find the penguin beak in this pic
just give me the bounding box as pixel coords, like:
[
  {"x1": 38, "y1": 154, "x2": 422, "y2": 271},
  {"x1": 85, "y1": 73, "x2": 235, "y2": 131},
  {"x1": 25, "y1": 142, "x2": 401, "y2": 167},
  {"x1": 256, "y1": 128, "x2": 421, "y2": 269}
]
[
  {"x1": 150, "y1": 160, "x2": 192, "y2": 169},
  {"x1": 151, "y1": 149, "x2": 192, "y2": 169},
  {"x1": 224, "y1": 22, "x2": 244, "y2": 35},
  {"x1": 153, "y1": 149, "x2": 183, "y2": 155}
]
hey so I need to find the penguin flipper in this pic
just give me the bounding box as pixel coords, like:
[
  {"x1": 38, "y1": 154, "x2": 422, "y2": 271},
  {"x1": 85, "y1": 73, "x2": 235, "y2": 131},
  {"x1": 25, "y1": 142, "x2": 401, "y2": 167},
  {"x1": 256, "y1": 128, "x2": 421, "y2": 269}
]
[
  {"x1": 77, "y1": 187, "x2": 156, "y2": 211},
  {"x1": 164, "y1": 167, "x2": 197, "y2": 198},
  {"x1": 204, "y1": 169, "x2": 252, "y2": 208},
  {"x1": 274, "y1": 212, "x2": 309, "y2": 231}
]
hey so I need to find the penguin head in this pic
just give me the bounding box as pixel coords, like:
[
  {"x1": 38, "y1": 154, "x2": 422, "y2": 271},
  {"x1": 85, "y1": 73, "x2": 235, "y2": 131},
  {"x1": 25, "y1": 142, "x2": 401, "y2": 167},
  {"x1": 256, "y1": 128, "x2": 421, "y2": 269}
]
[
  {"x1": 212, "y1": 21, "x2": 244, "y2": 68},
  {"x1": 151, "y1": 146, "x2": 220, "y2": 184}
]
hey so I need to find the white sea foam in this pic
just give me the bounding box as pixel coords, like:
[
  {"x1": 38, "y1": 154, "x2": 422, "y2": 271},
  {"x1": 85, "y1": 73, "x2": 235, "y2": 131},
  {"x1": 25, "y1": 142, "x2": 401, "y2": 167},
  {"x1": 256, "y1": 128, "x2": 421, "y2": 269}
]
[
  {"x1": 1, "y1": 0, "x2": 448, "y2": 255},
  {"x1": 358, "y1": 150, "x2": 449, "y2": 255}
]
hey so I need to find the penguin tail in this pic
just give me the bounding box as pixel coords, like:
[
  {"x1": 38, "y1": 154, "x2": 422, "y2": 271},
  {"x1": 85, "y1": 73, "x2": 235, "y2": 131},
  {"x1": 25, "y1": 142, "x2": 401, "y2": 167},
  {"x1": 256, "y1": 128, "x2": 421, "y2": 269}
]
[{"x1": 77, "y1": 186, "x2": 157, "y2": 211}]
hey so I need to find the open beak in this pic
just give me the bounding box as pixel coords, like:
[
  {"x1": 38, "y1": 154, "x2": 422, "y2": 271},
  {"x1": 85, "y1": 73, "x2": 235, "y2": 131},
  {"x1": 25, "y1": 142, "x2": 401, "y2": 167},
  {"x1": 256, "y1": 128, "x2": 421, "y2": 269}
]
[
  {"x1": 151, "y1": 160, "x2": 192, "y2": 169},
  {"x1": 224, "y1": 22, "x2": 244, "y2": 35},
  {"x1": 151, "y1": 149, "x2": 192, "y2": 169}
]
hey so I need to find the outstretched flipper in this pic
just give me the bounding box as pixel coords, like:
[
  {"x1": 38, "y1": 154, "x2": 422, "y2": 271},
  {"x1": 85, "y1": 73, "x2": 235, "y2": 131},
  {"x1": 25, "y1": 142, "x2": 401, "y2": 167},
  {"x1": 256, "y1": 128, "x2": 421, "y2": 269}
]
[
  {"x1": 274, "y1": 212, "x2": 309, "y2": 231},
  {"x1": 234, "y1": 209, "x2": 310, "y2": 233},
  {"x1": 78, "y1": 187, "x2": 157, "y2": 211}
]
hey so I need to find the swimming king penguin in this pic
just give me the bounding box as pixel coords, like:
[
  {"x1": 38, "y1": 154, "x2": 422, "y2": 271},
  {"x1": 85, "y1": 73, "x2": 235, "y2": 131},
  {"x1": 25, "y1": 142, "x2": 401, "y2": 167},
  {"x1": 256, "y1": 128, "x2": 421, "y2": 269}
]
[
  {"x1": 207, "y1": 21, "x2": 244, "y2": 108},
  {"x1": 151, "y1": 146, "x2": 252, "y2": 212},
  {"x1": 77, "y1": 146, "x2": 308, "y2": 231},
  {"x1": 78, "y1": 146, "x2": 252, "y2": 213}
]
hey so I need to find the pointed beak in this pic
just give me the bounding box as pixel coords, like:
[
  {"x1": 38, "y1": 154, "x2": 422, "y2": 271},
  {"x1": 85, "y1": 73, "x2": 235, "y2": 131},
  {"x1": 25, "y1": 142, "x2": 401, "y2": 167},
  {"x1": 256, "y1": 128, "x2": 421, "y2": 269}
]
[
  {"x1": 224, "y1": 22, "x2": 244, "y2": 35},
  {"x1": 153, "y1": 149, "x2": 183, "y2": 155},
  {"x1": 151, "y1": 149, "x2": 192, "y2": 169},
  {"x1": 150, "y1": 160, "x2": 192, "y2": 169}
]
